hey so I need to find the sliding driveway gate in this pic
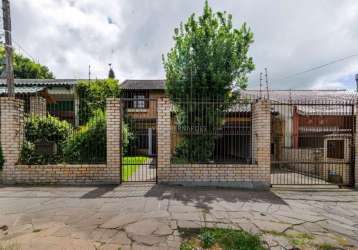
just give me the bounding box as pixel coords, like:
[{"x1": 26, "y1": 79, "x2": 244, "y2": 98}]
[{"x1": 271, "y1": 100, "x2": 355, "y2": 186}]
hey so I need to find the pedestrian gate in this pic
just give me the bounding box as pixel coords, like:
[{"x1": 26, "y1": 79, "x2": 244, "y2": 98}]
[{"x1": 120, "y1": 98, "x2": 157, "y2": 182}]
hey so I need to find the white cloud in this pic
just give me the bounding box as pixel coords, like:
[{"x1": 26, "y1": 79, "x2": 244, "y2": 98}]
[{"x1": 7, "y1": 0, "x2": 358, "y2": 89}]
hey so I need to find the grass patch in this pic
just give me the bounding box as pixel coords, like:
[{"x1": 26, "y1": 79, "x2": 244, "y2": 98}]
[
  {"x1": 180, "y1": 228, "x2": 265, "y2": 250},
  {"x1": 318, "y1": 243, "x2": 338, "y2": 250},
  {"x1": 267, "y1": 230, "x2": 314, "y2": 246},
  {"x1": 122, "y1": 156, "x2": 149, "y2": 181}
]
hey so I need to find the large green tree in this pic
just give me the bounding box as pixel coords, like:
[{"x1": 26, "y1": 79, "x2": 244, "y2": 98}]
[
  {"x1": 163, "y1": 1, "x2": 255, "y2": 163},
  {"x1": 76, "y1": 79, "x2": 121, "y2": 124},
  {"x1": 0, "y1": 46, "x2": 54, "y2": 79}
]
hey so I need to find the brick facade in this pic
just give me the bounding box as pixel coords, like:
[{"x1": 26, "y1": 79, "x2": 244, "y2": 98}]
[
  {"x1": 29, "y1": 96, "x2": 47, "y2": 116},
  {"x1": 156, "y1": 98, "x2": 271, "y2": 190}
]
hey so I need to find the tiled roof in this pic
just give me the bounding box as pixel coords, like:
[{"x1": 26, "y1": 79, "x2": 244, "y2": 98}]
[
  {"x1": 121, "y1": 79, "x2": 165, "y2": 90},
  {"x1": 0, "y1": 79, "x2": 80, "y2": 87}
]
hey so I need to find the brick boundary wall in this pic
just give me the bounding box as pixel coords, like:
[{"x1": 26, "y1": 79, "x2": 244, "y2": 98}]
[
  {"x1": 8, "y1": 164, "x2": 112, "y2": 185},
  {"x1": 157, "y1": 98, "x2": 271, "y2": 190},
  {"x1": 0, "y1": 97, "x2": 121, "y2": 185}
]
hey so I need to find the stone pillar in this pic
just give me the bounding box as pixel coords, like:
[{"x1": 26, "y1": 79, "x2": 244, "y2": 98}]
[
  {"x1": 30, "y1": 96, "x2": 47, "y2": 116},
  {"x1": 106, "y1": 98, "x2": 121, "y2": 184},
  {"x1": 0, "y1": 97, "x2": 24, "y2": 182},
  {"x1": 157, "y1": 97, "x2": 171, "y2": 182},
  {"x1": 252, "y1": 99, "x2": 271, "y2": 187}
]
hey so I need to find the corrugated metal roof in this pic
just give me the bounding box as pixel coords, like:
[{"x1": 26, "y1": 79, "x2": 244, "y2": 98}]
[
  {"x1": 241, "y1": 89, "x2": 358, "y2": 102},
  {"x1": 121, "y1": 79, "x2": 165, "y2": 90},
  {"x1": 0, "y1": 86, "x2": 46, "y2": 94},
  {"x1": 0, "y1": 79, "x2": 81, "y2": 87}
]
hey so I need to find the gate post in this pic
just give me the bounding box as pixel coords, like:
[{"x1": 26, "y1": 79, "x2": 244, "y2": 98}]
[
  {"x1": 252, "y1": 99, "x2": 271, "y2": 188},
  {"x1": 0, "y1": 97, "x2": 24, "y2": 183},
  {"x1": 157, "y1": 97, "x2": 171, "y2": 182},
  {"x1": 106, "y1": 98, "x2": 121, "y2": 184}
]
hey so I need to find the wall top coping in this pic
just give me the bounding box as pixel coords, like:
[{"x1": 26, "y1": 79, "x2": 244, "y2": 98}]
[
  {"x1": 16, "y1": 164, "x2": 107, "y2": 169},
  {"x1": 170, "y1": 164, "x2": 257, "y2": 168}
]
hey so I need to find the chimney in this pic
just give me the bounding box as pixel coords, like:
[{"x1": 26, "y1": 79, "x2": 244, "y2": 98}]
[{"x1": 356, "y1": 74, "x2": 358, "y2": 92}]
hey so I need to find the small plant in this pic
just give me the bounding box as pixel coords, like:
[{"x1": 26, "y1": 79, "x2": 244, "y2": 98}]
[
  {"x1": 179, "y1": 227, "x2": 265, "y2": 250},
  {"x1": 318, "y1": 243, "x2": 336, "y2": 250},
  {"x1": 199, "y1": 229, "x2": 215, "y2": 248}
]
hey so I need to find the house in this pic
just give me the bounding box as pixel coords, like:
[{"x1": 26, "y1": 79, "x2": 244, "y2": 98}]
[
  {"x1": 120, "y1": 79, "x2": 253, "y2": 162},
  {"x1": 121, "y1": 80, "x2": 357, "y2": 185},
  {"x1": 120, "y1": 80, "x2": 167, "y2": 156},
  {"x1": 243, "y1": 89, "x2": 357, "y2": 185},
  {"x1": 0, "y1": 79, "x2": 80, "y2": 125}
]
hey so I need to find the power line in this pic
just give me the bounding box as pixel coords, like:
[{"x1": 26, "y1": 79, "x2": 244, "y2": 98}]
[
  {"x1": 276, "y1": 52, "x2": 358, "y2": 81},
  {"x1": 251, "y1": 51, "x2": 358, "y2": 85},
  {"x1": 12, "y1": 39, "x2": 36, "y2": 61}
]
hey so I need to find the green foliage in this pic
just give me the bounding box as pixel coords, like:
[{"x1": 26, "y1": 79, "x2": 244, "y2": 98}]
[
  {"x1": 20, "y1": 115, "x2": 73, "y2": 164},
  {"x1": 173, "y1": 135, "x2": 216, "y2": 163},
  {"x1": 63, "y1": 110, "x2": 133, "y2": 164},
  {"x1": 0, "y1": 145, "x2": 4, "y2": 170},
  {"x1": 76, "y1": 79, "x2": 120, "y2": 124},
  {"x1": 163, "y1": 1, "x2": 254, "y2": 163},
  {"x1": 0, "y1": 46, "x2": 54, "y2": 79},
  {"x1": 199, "y1": 229, "x2": 215, "y2": 248},
  {"x1": 180, "y1": 228, "x2": 265, "y2": 250},
  {"x1": 63, "y1": 110, "x2": 106, "y2": 163},
  {"x1": 163, "y1": 1, "x2": 254, "y2": 100}
]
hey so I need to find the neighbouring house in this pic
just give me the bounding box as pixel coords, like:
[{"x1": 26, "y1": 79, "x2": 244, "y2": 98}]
[
  {"x1": 243, "y1": 89, "x2": 357, "y2": 185},
  {"x1": 0, "y1": 79, "x2": 80, "y2": 125},
  {"x1": 120, "y1": 80, "x2": 167, "y2": 156}
]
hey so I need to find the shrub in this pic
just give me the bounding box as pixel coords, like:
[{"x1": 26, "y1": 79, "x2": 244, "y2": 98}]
[
  {"x1": 63, "y1": 109, "x2": 133, "y2": 163},
  {"x1": 20, "y1": 115, "x2": 72, "y2": 164},
  {"x1": 64, "y1": 110, "x2": 107, "y2": 164}
]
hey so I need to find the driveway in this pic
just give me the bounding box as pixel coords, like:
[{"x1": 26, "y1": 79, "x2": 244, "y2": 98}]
[{"x1": 0, "y1": 184, "x2": 357, "y2": 250}]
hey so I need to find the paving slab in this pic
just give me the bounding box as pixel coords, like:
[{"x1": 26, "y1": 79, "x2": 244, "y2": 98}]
[{"x1": 0, "y1": 184, "x2": 357, "y2": 250}]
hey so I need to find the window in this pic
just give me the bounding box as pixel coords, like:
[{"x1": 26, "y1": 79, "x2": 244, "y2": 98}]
[
  {"x1": 133, "y1": 95, "x2": 145, "y2": 108},
  {"x1": 327, "y1": 140, "x2": 344, "y2": 159}
]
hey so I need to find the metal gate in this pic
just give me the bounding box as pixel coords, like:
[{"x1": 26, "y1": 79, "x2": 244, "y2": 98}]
[
  {"x1": 120, "y1": 98, "x2": 157, "y2": 182},
  {"x1": 271, "y1": 100, "x2": 355, "y2": 186}
]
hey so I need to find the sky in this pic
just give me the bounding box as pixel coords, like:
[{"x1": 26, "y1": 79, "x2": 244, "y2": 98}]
[{"x1": 6, "y1": 0, "x2": 358, "y2": 90}]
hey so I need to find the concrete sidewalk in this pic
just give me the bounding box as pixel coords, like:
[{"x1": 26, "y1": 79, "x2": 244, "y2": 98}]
[{"x1": 0, "y1": 184, "x2": 357, "y2": 249}]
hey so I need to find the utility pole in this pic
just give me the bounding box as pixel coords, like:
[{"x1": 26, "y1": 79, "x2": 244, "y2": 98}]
[
  {"x1": 265, "y1": 68, "x2": 270, "y2": 100},
  {"x1": 259, "y1": 72, "x2": 263, "y2": 99},
  {"x1": 2, "y1": 0, "x2": 14, "y2": 97}
]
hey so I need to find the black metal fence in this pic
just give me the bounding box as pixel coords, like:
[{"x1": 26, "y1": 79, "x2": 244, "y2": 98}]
[
  {"x1": 271, "y1": 100, "x2": 355, "y2": 186},
  {"x1": 16, "y1": 92, "x2": 106, "y2": 165},
  {"x1": 171, "y1": 97, "x2": 254, "y2": 164}
]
